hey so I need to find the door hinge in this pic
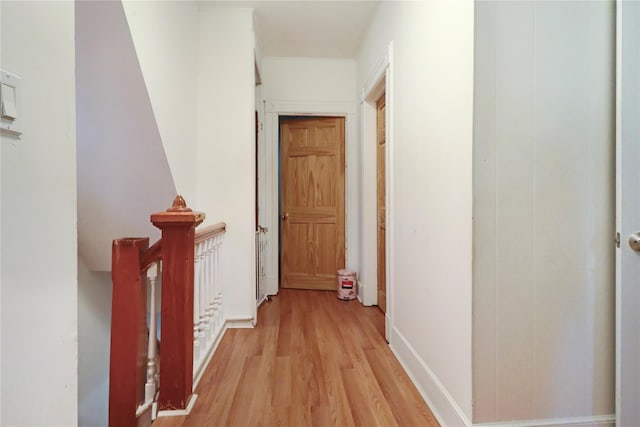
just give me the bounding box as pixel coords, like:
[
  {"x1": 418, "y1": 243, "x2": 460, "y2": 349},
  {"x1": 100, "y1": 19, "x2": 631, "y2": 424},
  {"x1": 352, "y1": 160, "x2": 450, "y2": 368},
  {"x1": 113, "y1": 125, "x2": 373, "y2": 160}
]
[{"x1": 616, "y1": 232, "x2": 621, "y2": 248}]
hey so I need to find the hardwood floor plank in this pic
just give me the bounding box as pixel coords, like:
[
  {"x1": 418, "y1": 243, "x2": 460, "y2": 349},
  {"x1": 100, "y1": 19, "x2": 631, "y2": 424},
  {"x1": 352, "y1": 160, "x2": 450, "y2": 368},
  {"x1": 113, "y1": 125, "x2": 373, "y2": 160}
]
[
  {"x1": 271, "y1": 356, "x2": 292, "y2": 407},
  {"x1": 226, "y1": 355, "x2": 264, "y2": 426},
  {"x1": 318, "y1": 355, "x2": 356, "y2": 427},
  {"x1": 151, "y1": 289, "x2": 439, "y2": 427},
  {"x1": 364, "y1": 347, "x2": 438, "y2": 427}
]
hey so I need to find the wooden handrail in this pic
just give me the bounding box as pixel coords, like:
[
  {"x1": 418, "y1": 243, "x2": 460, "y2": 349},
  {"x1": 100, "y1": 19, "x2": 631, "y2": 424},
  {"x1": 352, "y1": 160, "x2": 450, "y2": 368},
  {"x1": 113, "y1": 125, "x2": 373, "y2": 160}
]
[
  {"x1": 195, "y1": 222, "x2": 226, "y2": 244},
  {"x1": 140, "y1": 239, "x2": 162, "y2": 272}
]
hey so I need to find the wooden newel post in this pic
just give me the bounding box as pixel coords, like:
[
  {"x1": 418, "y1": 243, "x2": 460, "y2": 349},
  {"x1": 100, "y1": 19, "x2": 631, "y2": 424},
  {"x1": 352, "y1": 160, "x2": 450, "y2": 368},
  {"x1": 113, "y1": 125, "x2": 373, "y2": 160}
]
[
  {"x1": 109, "y1": 237, "x2": 150, "y2": 427},
  {"x1": 151, "y1": 196, "x2": 204, "y2": 411}
]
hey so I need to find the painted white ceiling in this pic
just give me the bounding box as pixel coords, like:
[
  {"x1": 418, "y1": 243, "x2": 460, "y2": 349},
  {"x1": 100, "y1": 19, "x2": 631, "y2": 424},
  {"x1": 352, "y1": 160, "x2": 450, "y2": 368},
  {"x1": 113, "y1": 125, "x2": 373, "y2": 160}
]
[{"x1": 203, "y1": 1, "x2": 380, "y2": 58}]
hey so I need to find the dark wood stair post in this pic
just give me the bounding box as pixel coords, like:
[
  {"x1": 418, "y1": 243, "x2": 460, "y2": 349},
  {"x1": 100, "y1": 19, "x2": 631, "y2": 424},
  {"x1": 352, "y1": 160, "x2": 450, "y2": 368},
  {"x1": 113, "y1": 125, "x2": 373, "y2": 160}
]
[
  {"x1": 109, "y1": 237, "x2": 150, "y2": 427},
  {"x1": 151, "y1": 196, "x2": 205, "y2": 411}
]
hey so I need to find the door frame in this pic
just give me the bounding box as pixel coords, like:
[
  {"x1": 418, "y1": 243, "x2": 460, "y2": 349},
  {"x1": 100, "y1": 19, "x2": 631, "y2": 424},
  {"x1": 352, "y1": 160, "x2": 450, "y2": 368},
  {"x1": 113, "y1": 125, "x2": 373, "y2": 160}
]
[
  {"x1": 361, "y1": 41, "x2": 394, "y2": 340},
  {"x1": 616, "y1": 1, "x2": 640, "y2": 424},
  {"x1": 263, "y1": 100, "x2": 358, "y2": 297}
]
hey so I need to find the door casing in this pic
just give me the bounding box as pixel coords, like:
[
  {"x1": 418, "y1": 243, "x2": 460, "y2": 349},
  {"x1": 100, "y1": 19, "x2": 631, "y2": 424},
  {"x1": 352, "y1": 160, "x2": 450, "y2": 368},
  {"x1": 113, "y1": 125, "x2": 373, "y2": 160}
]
[
  {"x1": 263, "y1": 101, "x2": 358, "y2": 298},
  {"x1": 362, "y1": 41, "x2": 394, "y2": 341}
]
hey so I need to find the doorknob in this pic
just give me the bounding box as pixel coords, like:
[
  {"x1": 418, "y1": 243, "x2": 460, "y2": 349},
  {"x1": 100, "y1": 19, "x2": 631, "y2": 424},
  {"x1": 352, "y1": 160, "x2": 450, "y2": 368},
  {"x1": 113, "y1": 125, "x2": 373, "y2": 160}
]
[
  {"x1": 629, "y1": 233, "x2": 640, "y2": 252},
  {"x1": 281, "y1": 213, "x2": 289, "y2": 221}
]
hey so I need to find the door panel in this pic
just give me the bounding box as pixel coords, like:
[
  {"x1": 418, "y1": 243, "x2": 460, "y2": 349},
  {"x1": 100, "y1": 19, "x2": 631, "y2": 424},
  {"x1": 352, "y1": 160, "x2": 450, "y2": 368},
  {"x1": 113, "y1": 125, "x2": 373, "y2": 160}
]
[
  {"x1": 281, "y1": 117, "x2": 345, "y2": 290},
  {"x1": 616, "y1": 2, "x2": 640, "y2": 425},
  {"x1": 377, "y1": 95, "x2": 387, "y2": 313}
]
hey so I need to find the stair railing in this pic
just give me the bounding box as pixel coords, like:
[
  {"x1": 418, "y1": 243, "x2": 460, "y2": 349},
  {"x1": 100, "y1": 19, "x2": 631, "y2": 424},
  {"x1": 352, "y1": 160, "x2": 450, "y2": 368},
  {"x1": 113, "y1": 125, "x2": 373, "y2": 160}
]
[
  {"x1": 192, "y1": 222, "x2": 226, "y2": 386},
  {"x1": 109, "y1": 196, "x2": 226, "y2": 427}
]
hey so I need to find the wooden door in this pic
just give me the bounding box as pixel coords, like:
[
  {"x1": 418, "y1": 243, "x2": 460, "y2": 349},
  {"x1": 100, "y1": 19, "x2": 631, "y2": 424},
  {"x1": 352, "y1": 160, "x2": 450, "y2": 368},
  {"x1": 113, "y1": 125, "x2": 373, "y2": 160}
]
[
  {"x1": 376, "y1": 95, "x2": 386, "y2": 312},
  {"x1": 280, "y1": 117, "x2": 345, "y2": 290}
]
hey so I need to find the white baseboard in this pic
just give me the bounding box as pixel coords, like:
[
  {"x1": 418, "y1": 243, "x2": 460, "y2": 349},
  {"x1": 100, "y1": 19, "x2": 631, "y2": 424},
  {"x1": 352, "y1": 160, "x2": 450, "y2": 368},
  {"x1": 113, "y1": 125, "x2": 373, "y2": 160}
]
[
  {"x1": 358, "y1": 280, "x2": 378, "y2": 306},
  {"x1": 156, "y1": 394, "x2": 198, "y2": 418},
  {"x1": 225, "y1": 317, "x2": 255, "y2": 329},
  {"x1": 388, "y1": 326, "x2": 471, "y2": 427},
  {"x1": 265, "y1": 275, "x2": 278, "y2": 297},
  {"x1": 357, "y1": 280, "x2": 366, "y2": 305},
  {"x1": 257, "y1": 295, "x2": 268, "y2": 308},
  {"x1": 473, "y1": 415, "x2": 615, "y2": 427},
  {"x1": 389, "y1": 327, "x2": 615, "y2": 427},
  {"x1": 384, "y1": 313, "x2": 391, "y2": 342}
]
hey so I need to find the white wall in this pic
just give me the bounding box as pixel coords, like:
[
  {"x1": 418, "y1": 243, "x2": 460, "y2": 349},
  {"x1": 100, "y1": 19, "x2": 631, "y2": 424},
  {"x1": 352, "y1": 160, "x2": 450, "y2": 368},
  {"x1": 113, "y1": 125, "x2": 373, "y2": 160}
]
[
  {"x1": 357, "y1": 2, "x2": 475, "y2": 425},
  {"x1": 260, "y1": 57, "x2": 359, "y2": 297},
  {"x1": 473, "y1": 1, "x2": 615, "y2": 423},
  {"x1": 196, "y1": 6, "x2": 256, "y2": 320},
  {"x1": 123, "y1": 1, "x2": 199, "y2": 206},
  {"x1": 261, "y1": 57, "x2": 356, "y2": 102},
  {"x1": 78, "y1": 259, "x2": 111, "y2": 427},
  {"x1": 0, "y1": 1, "x2": 78, "y2": 425}
]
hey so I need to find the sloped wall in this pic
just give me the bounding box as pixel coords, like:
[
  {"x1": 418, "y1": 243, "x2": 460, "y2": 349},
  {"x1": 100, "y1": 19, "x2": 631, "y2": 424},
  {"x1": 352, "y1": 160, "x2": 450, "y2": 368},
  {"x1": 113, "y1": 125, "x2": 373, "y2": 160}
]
[
  {"x1": 76, "y1": 0, "x2": 176, "y2": 272},
  {"x1": 122, "y1": 1, "x2": 199, "y2": 206}
]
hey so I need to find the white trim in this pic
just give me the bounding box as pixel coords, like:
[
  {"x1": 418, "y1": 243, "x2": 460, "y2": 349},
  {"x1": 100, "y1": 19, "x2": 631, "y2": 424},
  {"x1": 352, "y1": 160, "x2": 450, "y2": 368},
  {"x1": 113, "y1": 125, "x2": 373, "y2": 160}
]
[
  {"x1": 390, "y1": 324, "x2": 614, "y2": 427},
  {"x1": 265, "y1": 100, "x2": 356, "y2": 115},
  {"x1": 389, "y1": 326, "x2": 470, "y2": 427},
  {"x1": 156, "y1": 394, "x2": 198, "y2": 418},
  {"x1": 360, "y1": 41, "x2": 395, "y2": 323},
  {"x1": 257, "y1": 294, "x2": 268, "y2": 308},
  {"x1": 473, "y1": 415, "x2": 615, "y2": 427},
  {"x1": 225, "y1": 317, "x2": 256, "y2": 329},
  {"x1": 385, "y1": 41, "x2": 395, "y2": 343},
  {"x1": 362, "y1": 53, "x2": 389, "y2": 104},
  {"x1": 360, "y1": 63, "x2": 385, "y2": 307},
  {"x1": 263, "y1": 100, "x2": 359, "y2": 296},
  {"x1": 357, "y1": 280, "x2": 366, "y2": 303}
]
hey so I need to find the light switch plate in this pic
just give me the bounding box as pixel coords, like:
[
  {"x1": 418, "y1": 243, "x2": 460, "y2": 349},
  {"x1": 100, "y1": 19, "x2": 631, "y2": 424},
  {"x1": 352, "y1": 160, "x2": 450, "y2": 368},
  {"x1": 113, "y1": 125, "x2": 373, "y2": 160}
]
[{"x1": 1, "y1": 70, "x2": 22, "y2": 138}]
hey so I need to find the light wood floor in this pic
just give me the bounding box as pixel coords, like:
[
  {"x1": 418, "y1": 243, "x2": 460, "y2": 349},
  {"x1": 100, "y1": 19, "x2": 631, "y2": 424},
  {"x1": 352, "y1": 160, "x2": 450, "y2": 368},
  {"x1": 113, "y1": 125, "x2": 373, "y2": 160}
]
[{"x1": 153, "y1": 290, "x2": 439, "y2": 427}]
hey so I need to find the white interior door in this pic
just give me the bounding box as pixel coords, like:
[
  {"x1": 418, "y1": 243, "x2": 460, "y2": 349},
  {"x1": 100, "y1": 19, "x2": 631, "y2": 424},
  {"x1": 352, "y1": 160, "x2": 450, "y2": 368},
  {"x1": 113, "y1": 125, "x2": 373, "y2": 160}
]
[{"x1": 616, "y1": 1, "x2": 640, "y2": 425}]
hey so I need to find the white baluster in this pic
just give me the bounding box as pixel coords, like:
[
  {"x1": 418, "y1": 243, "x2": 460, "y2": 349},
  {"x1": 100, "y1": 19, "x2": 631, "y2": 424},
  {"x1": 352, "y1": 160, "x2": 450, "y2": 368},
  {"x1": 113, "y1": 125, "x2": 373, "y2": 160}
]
[
  {"x1": 214, "y1": 234, "x2": 223, "y2": 333},
  {"x1": 192, "y1": 227, "x2": 227, "y2": 386},
  {"x1": 145, "y1": 262, "x2": 160, "y2": 404},
  {"x1": 197, "y1": 241, "x2": 208, "y2": 359},
  {"x1": 207, "y1": 238, "x2": 217, "y2": 341},
  {"x1": 199, "y1": 239, "x2": 210, "y2": 347},
  {"x1": 193, "y1": 243, "x2": 202, "y2": 366}
]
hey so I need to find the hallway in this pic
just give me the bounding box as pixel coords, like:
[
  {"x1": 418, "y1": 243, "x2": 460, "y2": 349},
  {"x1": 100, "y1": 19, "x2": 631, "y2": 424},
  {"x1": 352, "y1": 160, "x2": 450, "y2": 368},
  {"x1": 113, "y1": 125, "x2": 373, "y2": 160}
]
[{"x1": 153, "y1": 290, "x2": 438, "y2": 427}]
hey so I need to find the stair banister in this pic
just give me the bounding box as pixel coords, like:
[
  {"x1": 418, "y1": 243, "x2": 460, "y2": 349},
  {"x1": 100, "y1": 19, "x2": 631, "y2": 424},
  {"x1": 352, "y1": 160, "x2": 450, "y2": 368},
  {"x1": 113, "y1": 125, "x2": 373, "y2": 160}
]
[{"x1": 110, "y1": 196, "x2": 228, "y2": 426}]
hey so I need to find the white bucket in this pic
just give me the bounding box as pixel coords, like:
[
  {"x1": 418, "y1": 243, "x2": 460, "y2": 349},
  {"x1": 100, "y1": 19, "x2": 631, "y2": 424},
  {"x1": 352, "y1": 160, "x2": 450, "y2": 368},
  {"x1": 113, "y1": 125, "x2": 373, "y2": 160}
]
[{"x1": 337, "y1": 269, "x2": 357, "y2": 300}]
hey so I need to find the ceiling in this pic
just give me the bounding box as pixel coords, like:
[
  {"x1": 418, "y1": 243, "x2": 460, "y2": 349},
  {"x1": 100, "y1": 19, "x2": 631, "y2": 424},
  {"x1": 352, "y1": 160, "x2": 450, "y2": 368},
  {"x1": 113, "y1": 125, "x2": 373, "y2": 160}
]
[{"x1": 204, "y1": 1, "x2": 380, "y2": 58}]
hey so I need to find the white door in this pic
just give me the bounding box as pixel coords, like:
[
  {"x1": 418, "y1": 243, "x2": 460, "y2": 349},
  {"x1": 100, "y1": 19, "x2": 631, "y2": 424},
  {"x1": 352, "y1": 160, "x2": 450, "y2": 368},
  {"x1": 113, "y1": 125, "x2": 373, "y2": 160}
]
[{"x1": 616, "y1": 2, "x2": 640, "y2": 425}]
